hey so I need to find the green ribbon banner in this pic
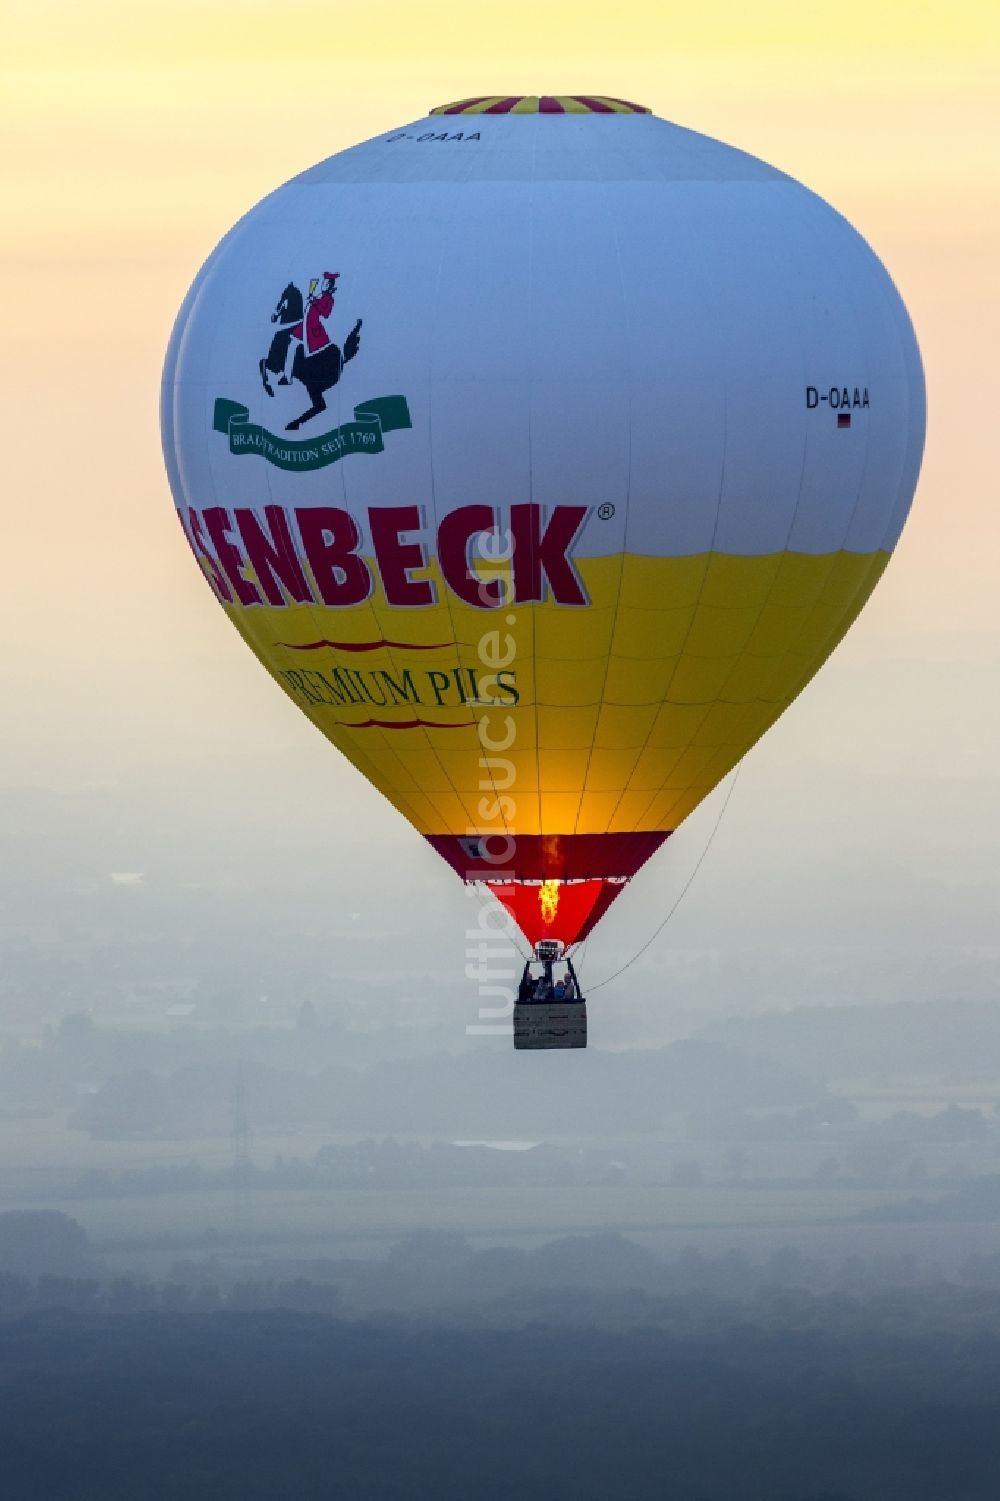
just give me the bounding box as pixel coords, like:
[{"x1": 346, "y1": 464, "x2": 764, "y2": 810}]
[{"x1": 212, "y1": 394, "x2": 412, "y2": 472}]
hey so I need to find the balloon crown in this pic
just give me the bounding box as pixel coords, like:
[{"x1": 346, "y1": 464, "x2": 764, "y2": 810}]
[{"x1": 431, "y1": 95, "x2": 650, "y2": 115}]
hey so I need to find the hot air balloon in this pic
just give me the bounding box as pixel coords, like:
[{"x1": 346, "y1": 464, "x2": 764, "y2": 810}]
[{"x1": 161, "y1": 95, "x2": 925, "y2": 1046}]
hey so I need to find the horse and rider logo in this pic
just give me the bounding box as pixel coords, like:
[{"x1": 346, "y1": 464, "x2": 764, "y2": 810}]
[
  {"x1": 260, "y1": 270, "x2": 363, "y2": 431},
  {"x1": 213, "y1": 267, "x2": 411, "y2": 473}
]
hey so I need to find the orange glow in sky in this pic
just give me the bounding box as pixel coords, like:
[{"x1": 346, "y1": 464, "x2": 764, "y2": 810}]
[{"x1": 1, "y1": 0, "x2": 997, "y2": 791}]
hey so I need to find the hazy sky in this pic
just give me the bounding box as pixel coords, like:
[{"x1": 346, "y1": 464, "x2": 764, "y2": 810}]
[{"x1": 1, "y1": 0, "x2": 997, "y2": 1008}]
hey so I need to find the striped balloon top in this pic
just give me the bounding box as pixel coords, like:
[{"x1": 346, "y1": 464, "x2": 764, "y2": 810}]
[{"x1": 431, "y1": 95, "x2": 650, "y2": 116}]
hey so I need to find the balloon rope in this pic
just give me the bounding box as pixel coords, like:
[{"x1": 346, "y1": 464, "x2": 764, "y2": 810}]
[
  {"x1": 470, "y1": 881, "x2": 532, "y2": 961},
  {"x1": 569, "y1": 930, "x2": 591, "y2": 976},
  {"x1": 585, "y1": 761, "x2": 744, "y2": 994}
]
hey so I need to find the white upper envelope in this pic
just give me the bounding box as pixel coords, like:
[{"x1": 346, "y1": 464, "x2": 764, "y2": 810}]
[{"x1": 163, "y1": 109, "x2": 924, "y2": 566}]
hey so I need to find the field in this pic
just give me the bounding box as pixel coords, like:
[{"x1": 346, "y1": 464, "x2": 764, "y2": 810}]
[
  {"x1": 1, "y1": 1112, "x2": 988, "y2": 1274},
  {"x1": 3, "y1": 1181, "x2": 939, "y2": 1257}
]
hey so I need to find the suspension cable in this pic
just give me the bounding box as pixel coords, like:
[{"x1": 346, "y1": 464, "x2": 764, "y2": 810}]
[
  {"x1": 585, "y1": 761, "x2": 744, "y2": 994},
  {"x1": 468, "y1": 879, "x2": 532, "y2": 960}
]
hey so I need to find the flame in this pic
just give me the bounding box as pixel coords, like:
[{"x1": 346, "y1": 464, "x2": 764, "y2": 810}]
[{"x1": 538, "y1": 880, "x2": 561, "y2": 926}]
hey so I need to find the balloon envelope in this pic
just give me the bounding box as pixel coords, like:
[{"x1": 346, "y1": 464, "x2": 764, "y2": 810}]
[{"x1": 161, "y1": 95, "x2": 924, "y2": 948}]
